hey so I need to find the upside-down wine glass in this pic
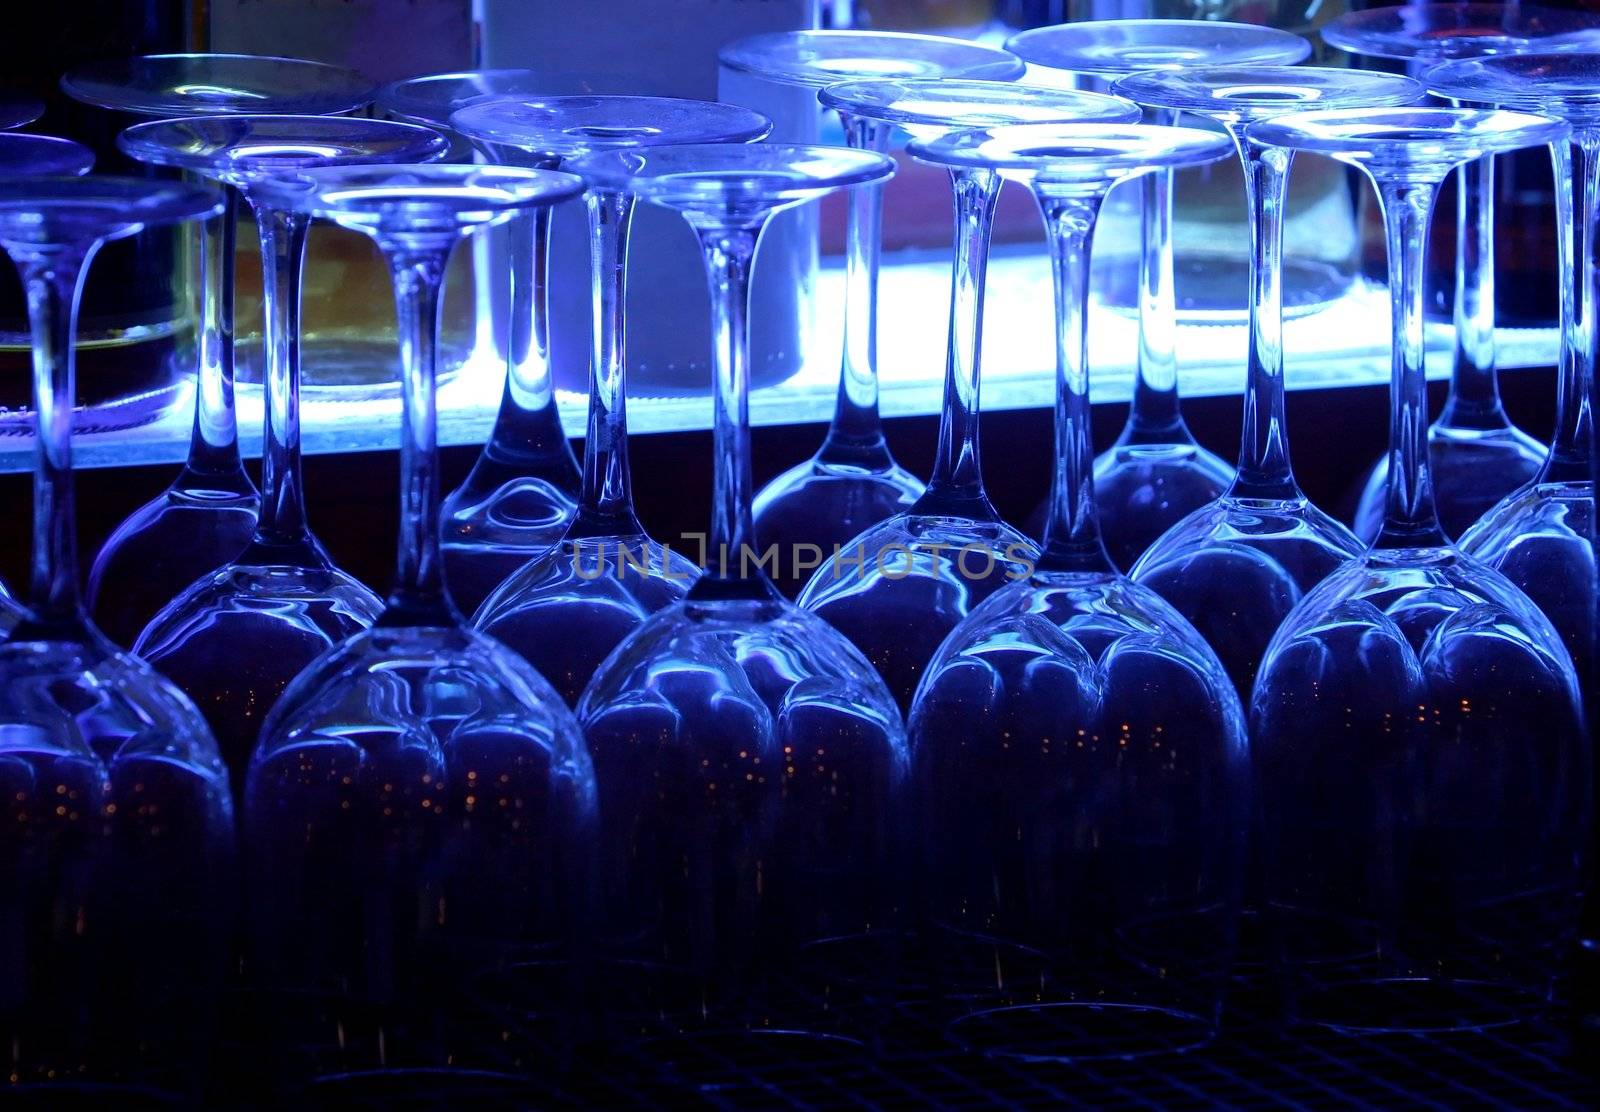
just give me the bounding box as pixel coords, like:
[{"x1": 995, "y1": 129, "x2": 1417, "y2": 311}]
[
  {"x1": 906, "y1": 121, "x2": 1247, "y2": 1063},
  {"x1": 568, "y1": 142, "x2": 907, "y2": 1045},
  {"x1": 0, "y1": 133, "x2": 93, "y2": 635},
  {"x1": 244, "y1": 163, "x2": 597, "y2": 1085},
  {"x1": 59, "y1": 54, "x2": 374, "y2": 649},
  {"x1": 122, "y1": 115, "x2": 450, "y2": 789},
  {"x1": 0, "y1": 177, "x2": 233, "y2": 1094},
  {"x1": 1324, "y1": 4, "x2": 1600, "y2": 541},
  {"x1": 455, "y1": 96, "x2": 771, "y2": 704},
  {"x1": 377, "y1": 69, "x2": 589, "y2": 616},
  {"x1": 1113, "y1": 67, "x2": 1423, "y2": 703},
  {"x1": 1429, "y1": 53, "x2": 1600, "y2": 1011},
  {"x1": 796, "y1": 85, "x2": 1145, "y2": 711},
  {"x1": 1251, "y1": 106, "x2": 1587, "y2": 1034},
  {"x1": 1005, "y1": 19, "x2": 1310, "y2": 569},
  {"x1": 718, "y1": 31, "x2": 1023, "y2": 596}
]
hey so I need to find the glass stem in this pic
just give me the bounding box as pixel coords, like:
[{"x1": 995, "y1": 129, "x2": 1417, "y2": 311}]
[
  {"x1": 1227, "y1": 130, "x2": 1299, "y2": 502},
  {"x1": 182, "y1": 186, "x2": 251, "y2": 488},
  {"x1": 1125, "y1": 109, "x2": 1184, "y2": 443},
  {"x1": 1438, "y1": 154, "x2": 1505, "y2": 431},
  {"x1": 688, "y1": 221, "x2": 776, "y2": 602},
  {"x1": 570, "y1": 188, "x2": 642, "y2": 539},
  {"x1": 1037, "y1": 190, "x2": 1116, "y2": 576},
  {"x1": 18, "y1": 244, "x2": 95, "y2": 639},
  {"x1": 915, "y1": 167, "x2": 1002, "y2": 519},
  {"x1": 380, "y1": 242, "x2": 455, "y2": 627},
  {"x1": 819, "y1": 113, "x2": 892, "y2": 466},
  {"x1": 242, "y1": 200, "x2": 319, "y2": 563},
  {"x1": 1375, "y1": 177, "x2": 1449, "y2": 550},
  {"x1": 1545, "y1": 134, "x2": 1598, "y2": 483}
]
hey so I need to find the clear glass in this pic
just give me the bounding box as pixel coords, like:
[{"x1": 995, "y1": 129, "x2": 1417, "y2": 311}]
[
  {"x1": 1433, "y1": 54, "x2": 1600, "y2": 709},
  {"x1": 906, "y1": 122, "x2": 1246, "y2": 1062},
  {"x1": 242, "y1": 163, "x2": 597, "y2": 1080},
  {"x1": 375, "y1": 71, "x2": 584, "y2": 615},
  {"x1": 0, "y1": 93, "x2": 43, "y2": 130},
  {"x1": 1007, "y1": 19, "x2": 1309, "y2": 570},
  {"x1": 1117, "y1": 67, "x2": 1422, "y2": 704},
  {"x1": 0, "y1": 177, "x2": 233, "y2": 1092},
  {"x1": 61, "y1": 54, "x2": 375, "y2": 649},
  {"x1": 458, "y1": 96, "x2": 772, "y2": 703},
  {"x1": 0, "y1": 134, "x2": 95, "y2": 177},
  {"x1": 1250, "y1": 106, "x2": 1587, "y2": 1033},
  {"x1": 569, "y1": 142, "x2": 907, "y2": 1044},
  {"x1": 1326, "y1": 5, "x2": 1600, "y2": 541},
  {"x1": 720, "y1": 31, "x2": 1025, "y2": 596},
  {"x1": 122, "y1": 116, "x2": 449, "y2": 791}
]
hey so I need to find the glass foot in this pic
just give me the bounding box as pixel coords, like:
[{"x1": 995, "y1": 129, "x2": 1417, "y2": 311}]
[{"x1": 947, "y1": 1002, "x2": 1215, "y2": 1063}]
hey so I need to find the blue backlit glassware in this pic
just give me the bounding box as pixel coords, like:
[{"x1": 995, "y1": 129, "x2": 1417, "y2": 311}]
[
  {"x1": 1251, "y1": 106, "x2": 1587, "y2": 1033},
  {"x1": 0, "y1": 133, "x2": 95, "y2": 177},
  {"x1": 1429, "y1": 56, "x2": 1600, "y2": 991},
  {"x1": 1005, "y1": 20, "x2": 1309, "y2": 570},
  {"x1": 1431, "y1": 54, "x2": 1600, "y2": 708},
  {"x1": 0, "y1": 177, "x2": 232, "y2": 1092},
  {"x1": 244, "y1": 163, "x2": 596, "y2": 1081},
  {"x1": 795, "y1": 86, "x2": 1143, "y2": 711},
  {"x1": 906, "y1": 122, "x2": 1246, "y2": 1063},
  {"x1": 567, "y1": 142, "x2": 906, "y2": 1042},
  {"x1": 1116, "y1": 67, "x2": 1422, "y2": 704},
  {"x1": 377, "y1": 70, "x2": 586, "y2": 616},
  {"x1": 1325, "y1": 5, "x2": 1600, "y2": 542},
  {"x1": 718, "y1": 32, "x2": 1024, "y2": 596},
  {"x1": 60, "y1": 54, "x2": 374, "y2": 650},
  {"x1": 455, "y1": 96, "x2": 771, "y2": 704},
  {"x1": 122, "y1": 115, "x2": 450, "y2": 789},
  {"x1": 0, "y1": 94, "x2": 43, "y2": 130}
]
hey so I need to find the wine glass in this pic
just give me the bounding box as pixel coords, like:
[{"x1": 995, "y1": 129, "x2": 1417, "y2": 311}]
[
  {"x1": 0, "y1": 177, "x2": 233, "y2": 1093},
  {"x1": 1324, "y1": 4, "x2": 1600, "y2": 541},
  {"x1": 1251, "y1": 106, "x2": 1586, "y2": 1034},
  {"x1": 1005, "y1": 19, "x2": 1310, "y2": 569},
  {"x1": 566, "y1": 142, "x2": 906, "y2": 1044},
  {"x1": 718, "y1": 31, "x2": 1024, "y2": 596},
  {"x1": 59, "y1": 54, "x2": 375, "y2": 649},
  {"x1": 243, "y1": 163, "x2": 597, "y2": 1084},
  {"x1": 1429, "y1": 54, "x2": 1600, "y2": 994},
  {"x1": 453, "y1": 96, "x2": 771, "y2": 704},
  {"x1": 904, "y1": 121, "x2": 1246, "y2": 1062},
  {"x1": 0, "y1": 94, "x2": 43, "y2": 130},
  {"x1": 121, "y1": 115, "x2": 450, "y2": 790},
  {"x1": 793, "y1": 85, "x2": 1146, "y2": 711},
  {"x1": 378, "y1": 70, "x2": 587, "y2": 616},
  {"x1": 1112, "y1": 67, "x2": 1423, "y2": 703}
]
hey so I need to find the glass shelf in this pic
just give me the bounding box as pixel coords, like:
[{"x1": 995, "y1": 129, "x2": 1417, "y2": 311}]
[{"x1": 0, "y1": 246, "x2": 1559, "y2": 473}]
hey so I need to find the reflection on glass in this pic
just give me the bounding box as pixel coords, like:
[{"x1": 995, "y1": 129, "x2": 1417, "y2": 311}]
[{"x1": 1251, "y1": 105, "x2": 1587, "y2": 1034}]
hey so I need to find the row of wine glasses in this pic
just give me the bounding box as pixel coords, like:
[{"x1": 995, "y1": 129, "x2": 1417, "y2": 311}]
[{"x1": 1, "y1": 11, "x2": 1595, "y2": 1095}]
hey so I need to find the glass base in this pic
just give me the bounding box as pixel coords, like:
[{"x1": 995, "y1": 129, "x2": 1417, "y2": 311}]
[{"x1": 948, "y1": 1002, "x2": 1216, "y2": 1063}]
